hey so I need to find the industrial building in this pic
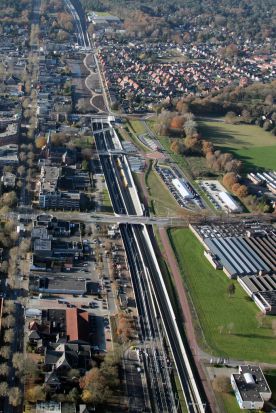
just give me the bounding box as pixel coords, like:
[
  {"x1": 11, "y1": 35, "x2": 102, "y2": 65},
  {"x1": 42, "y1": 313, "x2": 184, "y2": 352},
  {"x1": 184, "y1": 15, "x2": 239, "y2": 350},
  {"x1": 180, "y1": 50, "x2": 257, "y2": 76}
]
[
  {"x1": 247, "y1": 171, "x2": 276, "y2": 194},
  {"x1": 172, "y1": 178, "x2": 193, "y2": 200},
  {"x1": 218, "y1": 191, "x2": 242, "y2": 212},
  {"x1": 238, "y1": 274, "x2": 276, "y2": 314},
  {"x1": 231, "y1": 365, "x2": 271, "y2": 410},
  {"x1": 204, "y1": 236, "x2": 271, "y2": 278}
]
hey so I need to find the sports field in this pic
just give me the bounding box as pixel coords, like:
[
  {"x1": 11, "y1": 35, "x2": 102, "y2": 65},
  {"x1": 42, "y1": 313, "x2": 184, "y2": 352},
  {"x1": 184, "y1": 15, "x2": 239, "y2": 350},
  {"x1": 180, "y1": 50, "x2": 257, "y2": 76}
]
[
  {"x1": 198, "y1": 120, "x2": 276, "y2": 172},
  {"x1": 169, "y1": 228, "x2": 276, "y2": 363}
]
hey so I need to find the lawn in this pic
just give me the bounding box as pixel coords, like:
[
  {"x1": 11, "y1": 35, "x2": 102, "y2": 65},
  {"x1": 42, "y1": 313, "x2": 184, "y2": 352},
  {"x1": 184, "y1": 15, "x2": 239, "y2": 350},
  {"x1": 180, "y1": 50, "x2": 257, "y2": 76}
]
[
  {"x1": 169, "y1": 228, "x2": 276, "y2": 363},
  {"x1": 71, "y1": 135, "x2": 94, "y2": 149},
  {"x1": 128, "y1": 119, "x2": 146, "y2": 136},
  {"x1": 101, "y1": 187, "x2": 113, "y2": 213},
  {"x1": 198, "y1": 120, "x2": 276, "y2": 172},
  {"x1": 124, "y1": 122, "x2": 150, "y2": 153}
]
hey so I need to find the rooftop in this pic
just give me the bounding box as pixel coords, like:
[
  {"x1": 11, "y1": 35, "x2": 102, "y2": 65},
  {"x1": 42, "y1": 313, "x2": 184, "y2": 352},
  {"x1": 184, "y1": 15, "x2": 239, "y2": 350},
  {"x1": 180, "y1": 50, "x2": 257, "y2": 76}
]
[
  {"x1": 232, "y1": 365, "x2": 271, "y2": 402},
  {"x1": 66, "y1": 308, "x2": 90, "y2": 342}
]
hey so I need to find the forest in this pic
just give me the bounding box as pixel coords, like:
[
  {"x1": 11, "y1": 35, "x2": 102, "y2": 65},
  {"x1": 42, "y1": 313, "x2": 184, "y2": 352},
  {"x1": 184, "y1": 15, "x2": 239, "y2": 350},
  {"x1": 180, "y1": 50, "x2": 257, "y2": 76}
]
[{"x1": 81, "y1": 0, "x2": 275, "y2": 43}]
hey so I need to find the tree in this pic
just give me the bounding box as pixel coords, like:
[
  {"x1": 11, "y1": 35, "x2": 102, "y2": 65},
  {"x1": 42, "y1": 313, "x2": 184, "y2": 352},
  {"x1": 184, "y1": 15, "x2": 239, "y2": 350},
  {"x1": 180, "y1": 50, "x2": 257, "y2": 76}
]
[
  {"x1": 67, "y1": 368, "x2": 81, "y2": 379},
  {"x1": 235, "y1": 184, "x2": 248, "y2": 198},
  {"x1": 8, "y1": 387, "x2": 22, "y2": 407},
  {"x1": 35, "y1": 136, "x2": 46, "y2": 149},
  {"x1": 202, "y1": 140, "x2": 214, "y2": 156},
  {"x1": 67, "y1": 387, "x2": 80, "y2": 403},
  {"x1": 0, "y1": 363, "x2": 9, "y2": 377},
  {"x1": 117, "y1": 313, "x2": 133, "y2": 343},
  {"x1": 212, "y1": 376, "x2": 232, "y2": 393},
  {"x1": 1, "y1": 191, "x2": 17, "y2": 207},
  {"x1": 184, "y1": 119, "x2": 197, "y2": 137},
  {"x1": 170, "y1": 115, "x2": 185, "y2": 130},
  {"x1": 26, "y1": 385, "x2": 46, "y2": 402},
  {"x1": 3, "y1": 300, "x2": 15, "y2": 314},
  {"x1": 0, "y1": 382, "x2": 8, "y2": 397},
  {"x1": 0, "y1": 346, "x2": 11, "y2": 359},
  {"x1": 222, "y1": 172, "x2": 239, "y2": 190},
  {"x1": 4, "y1": 329, "x2": 14, "y2": 343},
  {"x1": 2, "y1": 315, "x2": 15, "y2": 328},
  {"x1": 23, "y1": 359, "x2": 41, "y2": 380},
  {"x1": 81, "y1": 148, "x2": 93, "y2": 160},
  {"x1": 12, "y1": 353, "x2": 24, "y2": 370},
  {"x1": 17, "y1": 165, "x2": 26, "y2": 177},
  {"x1": 227, "y1": 283, "x2": 236, "y2": 297},
  {"x1": 170, "y1": 140, "x2": 184, "y2": 154},
  {"x1": 224, "y1": 111, "x2": 238, "y2": 124}
]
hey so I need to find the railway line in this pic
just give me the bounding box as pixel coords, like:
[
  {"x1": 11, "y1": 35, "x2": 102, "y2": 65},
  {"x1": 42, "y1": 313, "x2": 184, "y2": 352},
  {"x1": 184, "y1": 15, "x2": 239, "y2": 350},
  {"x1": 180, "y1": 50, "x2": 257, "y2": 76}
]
[
  {"x1": 94, "y1": 122, "x2": 207, "y2": 412},
  {"x1": 67, "y1": 1, "x2": 208, "y2": 410}
]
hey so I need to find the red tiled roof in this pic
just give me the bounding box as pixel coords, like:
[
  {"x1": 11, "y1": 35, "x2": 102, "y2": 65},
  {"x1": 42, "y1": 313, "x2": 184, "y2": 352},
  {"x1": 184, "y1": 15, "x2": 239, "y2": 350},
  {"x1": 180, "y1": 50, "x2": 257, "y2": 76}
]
[{"x1": 66, "y1": 308, "x2": 89, "y2": 342}]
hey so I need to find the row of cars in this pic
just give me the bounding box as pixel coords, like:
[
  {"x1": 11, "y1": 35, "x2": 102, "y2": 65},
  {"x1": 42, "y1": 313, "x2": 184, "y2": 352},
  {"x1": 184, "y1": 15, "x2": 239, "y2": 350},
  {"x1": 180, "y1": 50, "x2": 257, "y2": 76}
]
[
  {"x1": 198, "y1": 181, "x2": 223, "y2": 211},
  {"x1": 155, "y1": 165, "x2": 187, "y2": 207}
]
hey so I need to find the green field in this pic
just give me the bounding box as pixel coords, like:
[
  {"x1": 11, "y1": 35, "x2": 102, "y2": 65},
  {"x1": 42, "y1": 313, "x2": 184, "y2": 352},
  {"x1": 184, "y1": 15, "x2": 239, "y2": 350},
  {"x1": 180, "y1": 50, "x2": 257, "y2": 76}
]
[
  {"x1": 128, "y1": 120, "x2": 146, "y2": 136},
  {"x1": 101, "y1": 187, "x2": 113, "y2": 213},
  {"x1": 198, "y1": 120, "x2": 276, "y2": 172},
  {"x1": 169, "y1": 228, "x2": 276, "y2": 363}
]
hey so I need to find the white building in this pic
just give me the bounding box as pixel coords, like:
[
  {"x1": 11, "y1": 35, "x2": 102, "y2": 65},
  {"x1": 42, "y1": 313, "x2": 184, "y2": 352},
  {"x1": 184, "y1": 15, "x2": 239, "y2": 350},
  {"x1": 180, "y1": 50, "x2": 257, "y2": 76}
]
[
  {"x1": 218, "y1": 191, "x2": 242, "y2": 212},
  {"x1": 172, "y1": 178, "x2": 193, "y2": 200},
  {"x1": 231, "y1": 365, "x2": 271, "y2": 410}
]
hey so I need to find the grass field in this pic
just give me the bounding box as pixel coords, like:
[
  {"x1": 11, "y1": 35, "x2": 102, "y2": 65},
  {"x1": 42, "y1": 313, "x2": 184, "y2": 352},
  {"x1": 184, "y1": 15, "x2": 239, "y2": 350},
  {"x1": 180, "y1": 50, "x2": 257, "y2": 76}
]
[
  {"x1": 128, "y1": 119, "x2": 146, "y2": 136},
  {"x1": 198, "y1": 120, "x2": 276, "y2": 172},
  {"x1": 169, "y1": 228, "x2": 276, "y2": 363},
  {"x1": 124, "y1": 122, "x2": 151, "y2": 153},
  {"x1": 101, "y1": 187, "x2": 113, "y2": 213}
]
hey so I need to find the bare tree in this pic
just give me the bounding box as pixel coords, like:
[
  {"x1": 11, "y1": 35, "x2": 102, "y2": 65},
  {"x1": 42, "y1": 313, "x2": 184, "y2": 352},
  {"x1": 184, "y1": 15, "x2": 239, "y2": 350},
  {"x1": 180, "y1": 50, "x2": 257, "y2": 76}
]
[
  {"x1": 0, "y1": 382, "x2": 8, "y2": 396},
  {"x1": 0, "y1": 363, "x2": 9, "y2": 377},
  {"x1": 2, "y1": 315, "x2": 15, "y2": 328},
  {"x1": 4, "y1": 329, "x2": 14, "y2": 343},
  {"x1": 8, "y1": 387, "x2": 22, "y2": 407},
  {"x1": 12, "y1": 353, "x2": 24, "y2": 371},
  {"x1": 0, "y1": 346, "x2": 11, "y2": 359}
]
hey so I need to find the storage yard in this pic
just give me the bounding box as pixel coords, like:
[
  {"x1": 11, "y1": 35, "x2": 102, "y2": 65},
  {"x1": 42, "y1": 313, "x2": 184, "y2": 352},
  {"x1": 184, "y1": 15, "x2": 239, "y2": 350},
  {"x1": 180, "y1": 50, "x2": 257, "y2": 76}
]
[
  {"x1": 198, "y1": 180, "x2": 242, "y2": 212},
  {"x1": 155, "y1": 165, "x2": 204, "y2": 209}
]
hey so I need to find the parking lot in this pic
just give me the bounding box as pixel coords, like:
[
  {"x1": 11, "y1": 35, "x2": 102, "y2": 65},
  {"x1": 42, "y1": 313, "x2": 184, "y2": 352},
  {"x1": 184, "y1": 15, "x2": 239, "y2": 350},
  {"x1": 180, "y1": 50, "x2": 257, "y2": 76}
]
[
  {"x1": 26, "y1": 221, "x2": 137, "y2": 351},
  {"x1": 197, "y1": 179, "x2": 241, "y2": 212},
  {"x1": 193, "y1": 221, "x2": 276, "y2": 240},
  {"x1": 155, "y1": 165, "x2": 204, "y2": 209}
]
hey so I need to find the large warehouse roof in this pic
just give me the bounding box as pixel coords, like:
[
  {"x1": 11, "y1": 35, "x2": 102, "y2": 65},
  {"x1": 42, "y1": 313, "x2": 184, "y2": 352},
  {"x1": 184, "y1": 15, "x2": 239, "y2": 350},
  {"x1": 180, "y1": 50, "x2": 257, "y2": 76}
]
[
  {"x1": 218, "y1": 191, "x2": 242, "y2": 212},
  {"x1": 172, "y1": 178, "x2": 193, "y2": 200},
  {"x1": 205, "y1": 236, "x2": 271, "y2": 277}
]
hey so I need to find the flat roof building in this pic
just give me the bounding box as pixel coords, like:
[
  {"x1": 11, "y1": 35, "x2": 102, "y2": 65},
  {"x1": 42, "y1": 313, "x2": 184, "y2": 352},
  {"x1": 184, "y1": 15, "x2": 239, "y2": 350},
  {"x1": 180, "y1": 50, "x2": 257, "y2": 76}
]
[
  {"x1": 253, "y1": 290, "x2": 276, "y2": 315},
  {"x1": 231, "y1": 365, "x2": 271, "y2": 410},
  {"x1": 172, "y1": 178, "x2": 193, "y2": 200},
  {"x1": 218, "y1": 191, "x2": 242, "y2": 213},
  {"x1": 205, "y1": 237, "x2": 271, "y2": 278}
]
